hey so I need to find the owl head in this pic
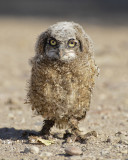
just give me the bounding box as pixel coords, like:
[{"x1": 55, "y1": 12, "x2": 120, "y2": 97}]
[{"x1": 35, "y1": 22, "x2": 94, "y2": 62}]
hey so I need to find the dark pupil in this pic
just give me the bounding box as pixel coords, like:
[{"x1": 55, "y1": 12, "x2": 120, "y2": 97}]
[{"x1": 70, "y1": 41, "x2": 74, "y2": 44}]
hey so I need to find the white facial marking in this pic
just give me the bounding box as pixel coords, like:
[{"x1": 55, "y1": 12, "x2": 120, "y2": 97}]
[{"x1": 61, "y1": 51, "x2": 76, "y2": 61}]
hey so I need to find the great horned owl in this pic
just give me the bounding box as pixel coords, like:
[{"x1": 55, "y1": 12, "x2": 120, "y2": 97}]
[{"x1": 27, "y1": 22, "x2": 98, "y2": 142}]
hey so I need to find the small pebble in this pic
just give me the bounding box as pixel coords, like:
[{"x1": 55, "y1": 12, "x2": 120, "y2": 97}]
[
  {"x1": 40, "y1": 152, "x2": 53, "y2": 157},
  {"x1": 120, "y1": 150, "x2": 128, "y2": 154},
  {"x1": 21, "y1": 118, "x2": 25, "y2": 124},
  {"x1": 101, "y1": 149, "x2": 109, "y2": 156},
  {"x1": 115, "y1": 131, "x2": 122, "y2": 136},
  {"x1": 30, "y1": 146, "x2": 39, "y2": 154},
  {"x1": 6, "y1": 98, "x2": 14, "y2": 105},
  {"x1": 65, "y1": 146, "x2": 82, "y2": 156},
  {"x1": 23, "y1": 147, "x2": 31, "y2": 153},
  {"x1": 7, "y1": 140, "x2": 12, "y2": 144},
  {"x1": 8, "y1": 113, "x2": 14, "y2": 119},
  {"x1": 106, "y1": 138, "x2": 111, "y2": 143}
]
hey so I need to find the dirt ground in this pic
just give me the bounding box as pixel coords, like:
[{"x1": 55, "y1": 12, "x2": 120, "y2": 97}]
[{"x1": 0, "y1": 17, "x2": 128, "y2": 160}]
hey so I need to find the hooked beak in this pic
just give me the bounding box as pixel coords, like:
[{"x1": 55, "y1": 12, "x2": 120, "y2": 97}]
[
  {"x1": 58, "y1": 48, "x2": 67, "y2": 59},
  {"x1": 58, "y1": 48, "x2": 76, "y2": 61}
]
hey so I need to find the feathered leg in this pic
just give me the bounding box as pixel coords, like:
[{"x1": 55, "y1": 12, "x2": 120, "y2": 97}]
[
  {"x1": 40, "y1": 120, "x2": 55, "y2": 138},
  {"x1": 63, "y1": 118, "x2": 82, "y2": 142},
  {"x1": 64, "y1": 118, "x2": 97, "y2": 143}
]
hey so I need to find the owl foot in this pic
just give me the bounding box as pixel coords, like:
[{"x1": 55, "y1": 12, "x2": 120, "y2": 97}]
[
  {"x1": 76, "y1": 131, "x2": 97, "y2": 143},
  {"x1": 39, "y1": 120, "x2": 55, "y2": 139},
  {"x1": 63, "y1": 130, "x2": 77, "y2": 143},
  {"x1": 64, "y1": 132, "x2": 87, "y2": 143},
  {"x1": 64, "y1": 130, "x2": 97, "y2": 143}
]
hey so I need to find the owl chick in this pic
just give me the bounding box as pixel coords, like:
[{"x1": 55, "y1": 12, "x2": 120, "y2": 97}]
[{"x1": 27, "y1": 22, "x2": 98, "y2": 142}]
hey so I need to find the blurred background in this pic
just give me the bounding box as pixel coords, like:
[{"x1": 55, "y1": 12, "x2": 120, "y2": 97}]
[
  {"x1": 0, "y1": 0, "x2": 128, "y2": 25},
  {"x1": 0, "y1": 0, "x2": 128, "y2": 145}
]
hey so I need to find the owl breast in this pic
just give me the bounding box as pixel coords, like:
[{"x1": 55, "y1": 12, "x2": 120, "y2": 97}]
[{"x1": 28, "y1": 59, "x2": 94, "y2": 128}]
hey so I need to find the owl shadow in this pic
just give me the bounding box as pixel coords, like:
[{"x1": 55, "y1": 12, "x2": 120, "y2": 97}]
[{"x1": 0, "y1": 127, "x2": 38, "y2": 141}]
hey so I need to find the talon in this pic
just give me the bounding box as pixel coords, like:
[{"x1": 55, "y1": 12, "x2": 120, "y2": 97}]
[
  {"x1": 39, "y1": 120, "x2": 55, "y2": 139},
  {"x1": 76, "y1": 131, "x2": 97, "y2": 143},
  {"x1": 63, "y1": 130, "x2": 77, "y2": 143},
  {"x1": 66, "y1": 135, "x2": 77, "y2": 143},
  {"x1": 63, "y1": 130, "x2": 72, "y2": 139},
  {"x1": 76, "y1": 135, "x2": 87, "y2": 143}
]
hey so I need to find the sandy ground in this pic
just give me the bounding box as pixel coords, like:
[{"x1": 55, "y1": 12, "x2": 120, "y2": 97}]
[{"x1": 0, "y1": 18, "x2": 128, "y2": 160}]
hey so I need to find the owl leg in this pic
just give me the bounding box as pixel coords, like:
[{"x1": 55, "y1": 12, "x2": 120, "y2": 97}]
[
  {"x1": 66, "y1": 118, "x2": 97, "y2": 143},
  {"x1": 63, "y1": 118, "x2": 82, "y2": 142},
  {"x1": 39, "y1": 120, "x2": 55, "y2": 138},
  {"x1": 70, "y1": 119, "x2": 83, "y2": 142}
]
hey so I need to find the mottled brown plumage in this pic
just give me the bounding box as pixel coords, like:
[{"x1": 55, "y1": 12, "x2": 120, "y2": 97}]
[{"x1": 27, "y1": 22, "x2": 98, "y2": 142}]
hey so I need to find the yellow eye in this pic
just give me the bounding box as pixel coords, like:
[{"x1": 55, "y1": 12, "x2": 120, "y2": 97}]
[
  {"x1": 50, "y1": 39, "x2": 57, "y2": 46},
  {"x1": 68, "y1": 39, "x2": 76, "y2": 48}
]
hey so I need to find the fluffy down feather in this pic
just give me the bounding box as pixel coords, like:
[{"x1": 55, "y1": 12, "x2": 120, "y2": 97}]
[{"x1": 27, "y1": 22, "x2": 98, "y2": 140}]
